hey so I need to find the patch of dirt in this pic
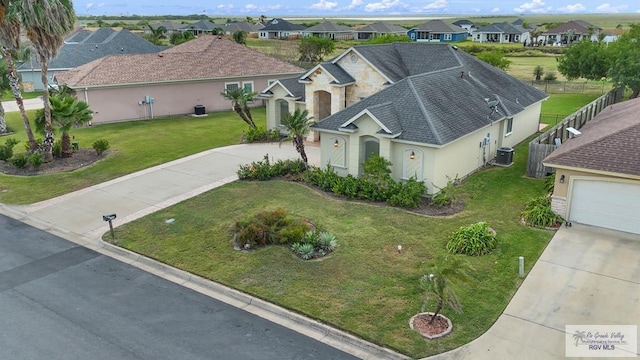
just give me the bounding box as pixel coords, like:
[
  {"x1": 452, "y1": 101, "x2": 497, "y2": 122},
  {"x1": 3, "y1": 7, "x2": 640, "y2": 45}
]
[
  {"x1": 0, "y1": 149, "x2": 108, "y2": 176},
  {"x1": 412, "y1": 313, "x2": 451, "y2": 337}
]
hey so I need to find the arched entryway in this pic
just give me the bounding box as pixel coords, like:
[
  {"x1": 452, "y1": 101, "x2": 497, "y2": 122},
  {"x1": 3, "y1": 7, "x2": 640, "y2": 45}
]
[
  {"x1": 360, "y1": 136, "x2": 380, "y2": 175},
  {"x1": 275, "y1": 99, "x2": 289, "y2": 126}
]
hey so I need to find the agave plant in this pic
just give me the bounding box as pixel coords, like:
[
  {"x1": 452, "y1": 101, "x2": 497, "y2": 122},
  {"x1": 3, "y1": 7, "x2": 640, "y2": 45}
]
[
  {"x1": 291, "y1": 242, "x2": 315, "y2": 260},
  {"x1": 317, "y1": 232, "x2": 338, "y2": 252}
]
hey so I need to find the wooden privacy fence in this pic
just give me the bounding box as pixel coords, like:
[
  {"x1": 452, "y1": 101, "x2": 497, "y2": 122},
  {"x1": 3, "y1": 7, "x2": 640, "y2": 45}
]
[{"x1": 526, "y1": 88, "x2": 624, "y2": 178}]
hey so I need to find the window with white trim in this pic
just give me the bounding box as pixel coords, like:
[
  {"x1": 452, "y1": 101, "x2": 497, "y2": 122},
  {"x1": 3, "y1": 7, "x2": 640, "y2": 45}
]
[
  {"x1": 242, "y1": 81, "x2": 254, "y2": 93},
  {"x1": 225, "y1": 82, "x2": 240, "y2": 91},
  {"x1": 444, "y1": 33, "x2": 452, "y2": 41},
  {"x1": 506, "y1": 117, "x2": 513, "y2": 135}
]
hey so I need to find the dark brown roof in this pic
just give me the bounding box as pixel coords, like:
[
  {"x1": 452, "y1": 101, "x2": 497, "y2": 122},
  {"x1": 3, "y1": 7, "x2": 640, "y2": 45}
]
[
  {"x1": 543, "y1": 20, "x2": 599, "y2": 35},
  {"x1": 56, "y1": 35, "x2": 304, "y2": 87},
  {"x1": 543, "y1": 97, "x2": 640, "y2": 176}
]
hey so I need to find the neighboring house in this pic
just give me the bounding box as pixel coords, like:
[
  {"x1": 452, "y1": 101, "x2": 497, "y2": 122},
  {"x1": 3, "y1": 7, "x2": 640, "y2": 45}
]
[
  {"x1": 302, "y1": 21, "x2": 354, "y2": 41},
  {"x1": 18, "y1": 28, "x2": 165, "y2": 91},
  {"x1": 452, "y1": 19, "x2": 476, "y2": 34},
  {"x1": 260, "y1": 43, "x2": 548, "y2": 193},
  {"x1": 179, "y1": 20, "x2": 220, "y2": 35},
  {"x1": 220, "y1": 21, "x2": 264, "y2": 35},
  {"x1": 354, "y1": 22, "x2": 408, "y2": 41},
  {"x1": 595, "y1": 30, "x2": 618, "y2": 43},
  {"x1": 54, "y1": 35, "x2": 304, "y2": 124},
  {"x1": 408, "y1": 20, "x2": 467, "y2": 42},
  {"x1": 472, "y1": 22, "x2": 530, "y2": 43},
  {"x1": 258, "y1": 18, "x2": 306, "y2": 39},
  {"x1": 541, "y1": 20, "x2": 602, "y2": 45},
  {"x1": 148, "y1": 21, "x2": 182, "y2": 34},
  {"x1": 543, "y1": 97, "x2": 640, "y2": 235}
]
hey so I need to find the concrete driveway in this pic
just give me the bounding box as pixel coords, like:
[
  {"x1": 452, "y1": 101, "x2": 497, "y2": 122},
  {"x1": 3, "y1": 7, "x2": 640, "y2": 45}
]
[
  {"x1": 428, "y1": 224, "x2": 640, "y2": 359},
  {"x1": 1, "y1": 97, "x2": 44, "y2": 112}
]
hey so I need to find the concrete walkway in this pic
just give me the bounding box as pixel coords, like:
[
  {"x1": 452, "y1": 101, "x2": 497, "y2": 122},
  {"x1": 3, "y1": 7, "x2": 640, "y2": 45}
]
[
  {"x1": 0, "y1": 142, "x2": 407, "y2": 360},
  {"x1": 2, "y1": 97, "x2": 44, "y2": 112},
  {"x1": 427, "y1": 224, "x2": 640, "y2": 359}
]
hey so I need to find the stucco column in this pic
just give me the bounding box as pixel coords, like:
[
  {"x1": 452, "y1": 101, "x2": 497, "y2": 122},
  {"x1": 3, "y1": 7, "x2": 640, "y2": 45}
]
[{"x1": 348, "y1": 134, "x2": 359, "y2": 176}]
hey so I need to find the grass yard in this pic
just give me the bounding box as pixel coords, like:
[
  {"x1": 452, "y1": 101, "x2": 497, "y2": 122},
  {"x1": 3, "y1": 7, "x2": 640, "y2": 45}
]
[
  {"x1": 506, "y1": 55, "x2": 564, "y2": 82},
  {"x1": 109, "y1": 138, "x2": 554, "y2": 358},
  {"x1": 0, "y1": 90, "x2": 43, "y2": 101},
  {"x1": 0, "y1": 109, "x2": 263, "y2": 204}
]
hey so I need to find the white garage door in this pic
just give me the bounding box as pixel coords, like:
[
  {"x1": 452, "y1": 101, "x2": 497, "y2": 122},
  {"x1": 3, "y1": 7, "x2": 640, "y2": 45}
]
[{"x1": 570, "y1": 179, "x2": 640, "y2": 234}]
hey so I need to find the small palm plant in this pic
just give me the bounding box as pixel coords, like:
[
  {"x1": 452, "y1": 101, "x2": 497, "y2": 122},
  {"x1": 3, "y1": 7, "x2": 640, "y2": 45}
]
[
  {"x1": 221, "y1": 87, "x2": 257, "y2": 129},
  {"x1": 35, "y1": 92, "x2": 93, "y2": 157},
  {"x1": 281, "y1": 109, "x2": 313, "y2": 165},
  {"x1": 420, "y1": 255, "x2": 475, "y2": 324},
  {"x1": 533, "y1": 65, "x2": 544, "y2": 81}
]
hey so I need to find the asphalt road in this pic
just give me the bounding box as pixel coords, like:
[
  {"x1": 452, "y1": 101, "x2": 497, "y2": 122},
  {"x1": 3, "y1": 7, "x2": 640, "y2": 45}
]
[{"x1": 0, "y1": 214, "x2": 359, "y2": 360}]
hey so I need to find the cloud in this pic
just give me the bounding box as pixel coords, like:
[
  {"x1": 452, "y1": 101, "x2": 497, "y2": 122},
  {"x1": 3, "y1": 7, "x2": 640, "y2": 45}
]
[
  {"x1": 344, "y1": 0, "x2": 363, "y2": 10},
  {"x1": 491, "y1": 7, "x2": 500, "y2": 13},
  {"x1": 514, "y1": 0, "x2": 546, "y2": 13},
  {"x1": 594, "y1": 3, "x2": 628, "y2": 13},
  {"x1": 423, "y1": 0, "x2": 446, "y2": 11},
  {"x1": 242, "y1": 3, "x2": 282, "y2": 12},
  {"x1": 245, "y1": 3, "x2": 257, "y2": 9},
  {"x1": 471, "y1": 8, "x2": 480, "y2": 12},
  {"x1": 311, "y1": 0, "x2": 338, "y2": 10},
  {"x1": 85, "y1": 2, "x2": 105, "y2": 11},
  {"x1": 217, "y1": 4, "x2": 234, "y2": 9},
  {"x1": 364, "y1": 0, "x2": 403, "y2": 12},
  {"x1": 557, "y1": 3, "x2": 585, "y2": 13}
]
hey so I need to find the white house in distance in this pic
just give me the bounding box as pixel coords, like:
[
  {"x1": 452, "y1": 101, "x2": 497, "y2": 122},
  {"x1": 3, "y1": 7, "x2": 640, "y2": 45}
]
[
  {"x1": 259, "y1": 43, "x2": 548, "y2": 193},
  {"x1": 258, "y1": 18, "x2": 306, "y2": 39}
]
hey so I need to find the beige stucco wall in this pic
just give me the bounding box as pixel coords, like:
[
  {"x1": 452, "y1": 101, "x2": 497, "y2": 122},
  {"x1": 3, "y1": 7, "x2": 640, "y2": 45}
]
[
  {"x1": 79, "y1": 76, "x2": 282, "y2": 124},
  {"x1": 500, "y1": 102, "x2": 543, "y2": 148},
  {"x1": 264, "y1": 83, "x2": 302, "y2": 130}
]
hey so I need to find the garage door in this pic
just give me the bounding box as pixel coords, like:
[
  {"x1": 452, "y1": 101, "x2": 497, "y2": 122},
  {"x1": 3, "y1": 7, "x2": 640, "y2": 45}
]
[{"x1": 570, "y1": 179, "x2": 640, "y2": 234}]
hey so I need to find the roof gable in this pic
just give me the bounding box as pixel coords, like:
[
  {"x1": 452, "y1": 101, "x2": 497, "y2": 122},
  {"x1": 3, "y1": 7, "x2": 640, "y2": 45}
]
[
  {"x1": 412, "y1": 19, "x2": 466, "y2": 33},
  {"x1": 262, "y1": 18, "x2": 306, "y2": 31},
  {"x1": 356, "y1": 22, "x2": 407, "y2": 34},
  {"x1": 303, "y1": 21, "x2": 352, "y2": 32},
  {"x1": 543, "y1": 98, "x2": 640, "y2": 176}
]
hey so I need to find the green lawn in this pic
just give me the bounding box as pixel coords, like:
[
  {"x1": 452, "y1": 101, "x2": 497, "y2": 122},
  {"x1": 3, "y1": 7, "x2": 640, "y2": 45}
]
[
  {"x1": 0, "y1": 109, "x2": 261, "y2": 204},
  {"x1": 1, "y1": 90, "x2": 43, "y2": 101},
  {"x1": 109, "y1": 139, "x2": 554, "y2": 358}
]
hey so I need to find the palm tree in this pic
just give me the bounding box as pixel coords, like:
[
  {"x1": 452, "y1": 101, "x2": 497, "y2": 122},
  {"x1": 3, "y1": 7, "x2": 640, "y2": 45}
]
[
  {"x1": 19, "y1": 0, "x2": 76, "y2": 161},
  {"x1": 141, "y1": 21, "x2": 166, "y2": 45},
  {"x1": 420, "y1": 255, "x2": 475, "y2": 324},
  {"x1": 533, "y1": 65, "x2": 544, "y2": 81},
  {"x1": 0, "y1": 0, "x2": 38, "y2": 149},
  {"x1": 281, "y1": 109, "x2": 313, "y2": 165},
  {"x1": 34, "y1": 92, "x2": 92, "y2": 157},
  {"x1": 221, "y1": 87, "x2": 257, "y2": 129}
]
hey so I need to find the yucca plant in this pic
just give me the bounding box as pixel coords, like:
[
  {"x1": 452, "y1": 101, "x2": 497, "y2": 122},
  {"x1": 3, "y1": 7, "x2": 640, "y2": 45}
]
[
  {"x1": 317, "y1": 231, "x2": 338, "y2": 252},
  {"x1": 446, "y1": 221, "x2": 497, "y2": 256},
  {"x1": 291, "y1": 242, "x2": 315, "y2": 260},
  {"x1": 521, "y1": 197, "x2": 562, "y2": 228}
]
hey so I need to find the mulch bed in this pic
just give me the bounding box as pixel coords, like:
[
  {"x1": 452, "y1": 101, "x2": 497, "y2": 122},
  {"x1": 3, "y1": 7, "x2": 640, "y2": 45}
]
[
  {"x1": 0, "y1": 148, "x2": 107, "y2": 176},
  {"x1": 412, "y1": 313, "x2": 451, "y2": 337}
]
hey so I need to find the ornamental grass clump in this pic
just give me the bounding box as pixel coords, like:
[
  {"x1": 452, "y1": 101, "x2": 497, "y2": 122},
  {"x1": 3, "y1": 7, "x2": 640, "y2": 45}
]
[
  {"x1": 446, "y1": 221, "x2": 497, "y2": 256},
  {"x1": 521, "y1": 196, "x2": 563, "y2": 228}
]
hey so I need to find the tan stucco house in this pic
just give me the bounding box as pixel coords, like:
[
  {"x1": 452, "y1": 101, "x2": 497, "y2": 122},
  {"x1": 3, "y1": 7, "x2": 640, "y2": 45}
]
[
  {"x1": 543, "y1": 97, "x2": 640, "y2": 234},
  {"x1": 260, "y1": 43, "x2": 548, "y2": 194},
  {"x1": 55, "y1": 35, "x2": 303, "y2": 124}
]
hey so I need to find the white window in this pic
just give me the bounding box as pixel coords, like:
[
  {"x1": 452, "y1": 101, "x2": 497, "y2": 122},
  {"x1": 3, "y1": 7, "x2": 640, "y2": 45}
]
[
  {"x1": 444, "y1": 33, "x2": 452, "y2": 41},
  {"x1": 225, "y1": 82, "x2": 240, "y2": 91},
  {"x1": 506, "y1": 118, "x2": 513, "y2": 135},
  {"x1": 242, "y1": 81, "x2": 253, "y2": 93}
]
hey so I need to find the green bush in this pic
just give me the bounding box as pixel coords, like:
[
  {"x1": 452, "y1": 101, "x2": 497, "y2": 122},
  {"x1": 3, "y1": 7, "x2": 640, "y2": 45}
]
[
  {"x1": 0, "y1": 138, "x2": 19, "y2": 161},
  {"x1": 234, "y1": 208, "x2": 314, "y2": 248},
  {"x1": 10, "y1": 153, "x2": 28, "y2": 169},
  {"x1": 53, "y1": 139, "x2": 62, "y2": 158},
  {"x1": 303, "y1": 165, "x2": 341, "y2": 192},
  {"x1": 244, "y1": 127, "x2": 268, "y2": 143},
  {"x1": 543, "y1": 72, "x2": 557, "y2": 82},
  {"x1": 521, "y1": 196, "x2": 562, "y2": 228},
  {"x1": 544, "y1": 173, "x2": 555, "y2": 194},
  {"x1": 387, "y1": 177, "x2": 426, "y2": 208},
  {"x1": 447, "y1": 221, "x2": 497, "y2": 256},
  {"x1": 431, "y1": 176, "x2": 460, "y2": 208},
  {"x1": 237, "y1": 154, "x2": 306, "y2": 180},
  {"x1": 291, "y1": 243, "x2": 315, "y2": 260},
  {"x1": 28, "y1": 152, "x2": 44, "y2": 170},
  {"x1": 92, "y1": 139, "x2": 110, "y2": 155},
  {"x1": 291, "y1": 229, "x2": 338, "y2": 259}
]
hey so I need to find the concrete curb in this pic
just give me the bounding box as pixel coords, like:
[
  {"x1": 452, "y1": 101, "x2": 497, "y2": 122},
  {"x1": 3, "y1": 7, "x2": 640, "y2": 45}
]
[{"x1": 0, "y1": 203, "x2": 409, "y2": 360}]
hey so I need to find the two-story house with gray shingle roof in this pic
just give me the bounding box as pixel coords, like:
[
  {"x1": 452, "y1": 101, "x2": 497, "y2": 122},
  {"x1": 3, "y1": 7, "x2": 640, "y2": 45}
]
[
  {"x1": 302, "y1": 21, "x2": 354, "y2": 41},
  {"x1": 259, "y1": 18, "x2": 306, "y2": 39},
  {"x1": 408, "y1": 20, "x2": 467, "y2": 42},
  {"x1": 354, "y1": 22, "x2": 408, "y2": 41},
  {"x1": 452, "y1": 19, "x2": 476, "y2": 34},
  {"x1": 18, "y1": 28, "x2": 165, "y2": 91},
  {"x1": 472, "y1": 22, "x2": 530, "y2": 43},
  {"x1": 54, "y1": 35, "x2": 304, "y2": 124},
  {"x1": 259, "y1": 43, "x2": 548, "y2": 193}
]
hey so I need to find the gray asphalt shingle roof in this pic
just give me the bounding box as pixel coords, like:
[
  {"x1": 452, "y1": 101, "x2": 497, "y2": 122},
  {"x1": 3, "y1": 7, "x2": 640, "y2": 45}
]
[
  {"x1": 303, "y1": 21, "x2": 352, "y2": 33},
  {"x1": 18, "y1": 29, "x2": 165, "y2": 71},
  {"x1": 179, "y1": 20, "x2": 219, "y2": 31},
  {"x1": 277, "y1": 77, "x2": 306, "y2": 101},
  {"x1": 475, "y1": 22, "x2": 527, "y2": 34},
  {"x1": 301, "y1": 62, "x2": 355, "y2": 85},
  {"x1": 412, "y1": 20, "x2": 466, "y2": 33},
  {"x1": 312, "y1": 43, "x2": 547, "y2": 146},
  {"x1": 355, "y1": 22, "x2": 407, "y2": 34},
  {"x1": 262, "y1": 18, "x2": 306, "y2": 31}
]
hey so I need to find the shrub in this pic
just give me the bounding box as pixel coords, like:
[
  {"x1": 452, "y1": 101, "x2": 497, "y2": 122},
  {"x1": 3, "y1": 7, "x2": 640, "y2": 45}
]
[
  {"x1": 387, "y1": 177, "x2": 426, "y2": 208},
  {"x1": 544, "y1": 173, "x2": 555, "y2": 194},
  {"x1": 244, "y1": 127, "x2": 268, "y2": 143},
  {"x1": 234, "y1": 208, "x2": 313, "y2": 248},
  {"x1": 237, "y1": 154, "x2": 306, "y2": 180},
  {"x1": 53, "y1": 139, "x2": 62, "y2": 158},
  {"x1": 521, "y1": 196, "x2": 562, "y2": 228},
  {"x1": 268, "y1": 128, "x2": 281, "y2": 140},
  {"x1": 302, "y1": 165, "x2": 341, "y2": 191},
  {"x1": 92, "y1": 139, "x2": 110, "y2": 155},
  {"x1": 28, "y1": 152, "x2": 44, "y2": 170},
  {"x1": 291, "y1": 230, "x2": 338, "y2": 260},
  {"x1": 447, "y1": 221, "x2": 497, "y2": 256},
  {"x1": 0, "y1": 138, "x2": 19, "y2": 161},
  {"x1": 431, "y1": 175, "x2": 460, "y2": 208},
  {"x1": 543, "y1": 71, "x2": 557, "y2": 82},
  {"x1": 363, "y1": 154, "x2": 392, "y2": 183},
  {"x1": 291, "y1": 243, "x2": 315, "y2": 260},
  {"x1": 317, "y1": 232, "x2": 338, "y2": 252},
  {"x1": 10, "y1": 153, "x2": 28, "y2": 169}
]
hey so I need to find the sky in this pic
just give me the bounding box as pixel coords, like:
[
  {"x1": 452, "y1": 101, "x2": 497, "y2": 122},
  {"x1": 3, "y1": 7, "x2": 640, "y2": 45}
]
[{"x1": 76, "y1": 0, "x2": 640, "y2": 16}]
